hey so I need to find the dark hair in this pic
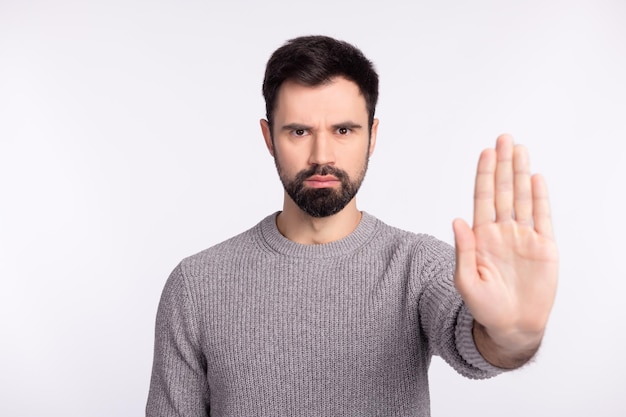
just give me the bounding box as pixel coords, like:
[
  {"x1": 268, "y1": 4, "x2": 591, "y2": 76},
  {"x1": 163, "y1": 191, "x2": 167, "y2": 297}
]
[{"x1": 262, "y1": 35, "x2": 379, "y2": 133}]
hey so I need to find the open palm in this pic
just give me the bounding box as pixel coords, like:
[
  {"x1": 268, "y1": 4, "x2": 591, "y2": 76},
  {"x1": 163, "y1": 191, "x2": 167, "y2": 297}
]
[{"x1": 453, "y1": 135, "x2": 559, "y2": 349}]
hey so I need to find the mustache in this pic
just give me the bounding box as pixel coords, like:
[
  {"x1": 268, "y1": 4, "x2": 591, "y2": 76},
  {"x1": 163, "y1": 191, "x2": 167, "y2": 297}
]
[{"x1": 294, "y1": 165, "x2": 349, "y2": 182}]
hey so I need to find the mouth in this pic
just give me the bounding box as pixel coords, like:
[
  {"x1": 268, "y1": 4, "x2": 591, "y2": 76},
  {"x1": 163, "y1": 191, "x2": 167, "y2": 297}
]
[{"x1": 304, "y1": 175, "x2": 341, "y2": 188}]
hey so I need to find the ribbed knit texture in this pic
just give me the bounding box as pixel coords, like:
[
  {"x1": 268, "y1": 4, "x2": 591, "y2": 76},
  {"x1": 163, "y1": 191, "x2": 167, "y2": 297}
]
[{"x1": 147, "y1": 212, "x2": 502, "y2": 417}]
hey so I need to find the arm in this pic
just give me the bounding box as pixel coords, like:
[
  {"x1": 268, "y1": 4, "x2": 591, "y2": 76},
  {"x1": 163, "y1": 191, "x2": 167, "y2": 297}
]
[
  {"x1": 415, "y1": 238, "x2": 503, "y2": 379},
  {"x1": 453, "y1": 134, "x2": 559, "y2": 369},
  {"x1": 146, "y1": 264, "x2": 210, "y2": 416}
]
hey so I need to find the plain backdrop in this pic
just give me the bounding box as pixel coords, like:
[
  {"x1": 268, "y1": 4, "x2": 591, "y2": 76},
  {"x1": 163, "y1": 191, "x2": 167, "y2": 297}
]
[{"x1": 1, "y1": 0, "x2": 625, "y2": 416}]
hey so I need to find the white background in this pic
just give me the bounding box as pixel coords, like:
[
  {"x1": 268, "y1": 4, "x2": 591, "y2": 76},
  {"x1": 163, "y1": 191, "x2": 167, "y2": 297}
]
[{"x1": 1, "y1": 0, "x2": 625, "y2": 416}]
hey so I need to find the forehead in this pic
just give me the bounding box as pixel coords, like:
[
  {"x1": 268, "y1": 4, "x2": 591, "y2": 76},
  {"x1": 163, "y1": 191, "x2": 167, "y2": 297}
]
[{"x1": 274, "y1": 77, "x2": 368, "y2": 122}]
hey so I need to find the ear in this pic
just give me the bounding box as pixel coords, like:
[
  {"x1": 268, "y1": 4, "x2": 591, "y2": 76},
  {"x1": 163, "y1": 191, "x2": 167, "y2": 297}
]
[
  {"x1": 368, "y1": 118, "x2": 379, "y2": 157},
  {"x1": 260, "y1": 119, "x2": 275, "y2": 156}
]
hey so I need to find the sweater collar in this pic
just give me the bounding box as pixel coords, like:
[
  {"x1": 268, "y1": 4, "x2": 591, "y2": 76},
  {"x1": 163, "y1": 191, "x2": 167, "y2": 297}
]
[{"x1": 258, "y1": 211, "x2": 378, "y2": 258}]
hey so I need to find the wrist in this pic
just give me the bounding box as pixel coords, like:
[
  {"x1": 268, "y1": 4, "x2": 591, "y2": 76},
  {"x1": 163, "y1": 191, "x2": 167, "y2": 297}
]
[{"x1": 473, "y1": 321, "x2": 543, "y2": 369}]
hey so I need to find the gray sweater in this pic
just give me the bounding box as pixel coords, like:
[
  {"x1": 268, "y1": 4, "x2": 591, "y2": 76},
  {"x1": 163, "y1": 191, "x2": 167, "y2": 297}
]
[{"x1": 147, "y1": 212, "x2": 502, "y2": 416}]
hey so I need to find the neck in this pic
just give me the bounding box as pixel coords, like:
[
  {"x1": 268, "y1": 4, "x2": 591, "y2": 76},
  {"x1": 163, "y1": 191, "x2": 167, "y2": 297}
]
[{"x1": 276, "y1": 193, "x2": 362, "y2": 244}]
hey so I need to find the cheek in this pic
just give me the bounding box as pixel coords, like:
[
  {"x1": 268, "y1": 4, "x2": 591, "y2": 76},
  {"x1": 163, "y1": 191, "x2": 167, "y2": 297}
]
[
  {"x1": 343, "y1": 145, "x2": 370, "y2": 170},
  {"x1": 273, "y1": 151, "x2": 302, "y2": 178},
  {"x1": 274, "y1": 143, "x2": 308, "y2": 167}
]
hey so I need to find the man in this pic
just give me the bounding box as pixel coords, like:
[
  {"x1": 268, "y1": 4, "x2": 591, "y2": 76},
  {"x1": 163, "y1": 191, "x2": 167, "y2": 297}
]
[{"x1": 146, "y1": 35, "x2": 558, "y2": 416}]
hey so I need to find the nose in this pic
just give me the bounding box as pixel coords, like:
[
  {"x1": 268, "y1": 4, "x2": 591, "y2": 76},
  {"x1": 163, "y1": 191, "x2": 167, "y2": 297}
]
[{"x1": 308, "y1": 131, "x2": 335, "y2": 166}]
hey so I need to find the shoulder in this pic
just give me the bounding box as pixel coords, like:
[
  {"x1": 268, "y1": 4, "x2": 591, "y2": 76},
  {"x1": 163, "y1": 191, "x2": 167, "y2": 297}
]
[
  {"x1": 367, "y1": 213, "x2": 454, "y2": 258},
  {"x1": 176, "y1": 214, "x2": 274, "y2": 278},
  {"x1": 365, "y1": 214, "x2": 456, "y2": 286}
]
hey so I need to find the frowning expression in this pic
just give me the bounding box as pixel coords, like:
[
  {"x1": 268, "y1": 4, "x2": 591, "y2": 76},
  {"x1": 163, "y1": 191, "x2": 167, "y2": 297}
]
[{"x1": 261, "y1": 76, "x2": 378, "y2": 217}]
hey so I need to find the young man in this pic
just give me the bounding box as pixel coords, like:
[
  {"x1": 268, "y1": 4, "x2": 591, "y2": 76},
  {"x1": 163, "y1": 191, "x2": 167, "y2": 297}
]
[{"x1": 146, "y1": 36, "x2": 559, "y2": 416}]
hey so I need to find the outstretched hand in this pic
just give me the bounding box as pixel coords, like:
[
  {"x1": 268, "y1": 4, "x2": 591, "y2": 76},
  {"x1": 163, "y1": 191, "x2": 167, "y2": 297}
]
[{"x1": 453, "y1": 134, "x2": 559, "y2": 367}]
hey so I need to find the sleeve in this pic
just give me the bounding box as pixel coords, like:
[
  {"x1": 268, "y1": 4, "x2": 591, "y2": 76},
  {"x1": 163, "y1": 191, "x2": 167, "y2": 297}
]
[
  {"x1": 146, "y1": 263, "x2": 210, "y2": 417},
  {"x1": 415, "y1": 236, "x2": 505, "y2": 379}
]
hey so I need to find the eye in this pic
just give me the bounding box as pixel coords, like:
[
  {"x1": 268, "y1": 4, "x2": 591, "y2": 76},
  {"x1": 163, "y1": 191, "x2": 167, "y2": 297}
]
[
  {"x1": 337, "y1": 127, "x2": 351, "y2": 135},
  {"x1": 292, "y1": 128, "x2": 308, "y2": 137}
]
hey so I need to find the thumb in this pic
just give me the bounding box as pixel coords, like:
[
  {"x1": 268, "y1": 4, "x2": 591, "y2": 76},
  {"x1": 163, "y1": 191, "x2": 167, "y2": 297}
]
[{"x1": 452, "y1": 218, "x2": 478, "y2": 292}]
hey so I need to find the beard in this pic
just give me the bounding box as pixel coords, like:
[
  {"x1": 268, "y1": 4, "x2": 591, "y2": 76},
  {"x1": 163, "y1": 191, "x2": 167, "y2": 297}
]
[{"x1": 276, "y1": 161, "x2": 368, "y2": 218}]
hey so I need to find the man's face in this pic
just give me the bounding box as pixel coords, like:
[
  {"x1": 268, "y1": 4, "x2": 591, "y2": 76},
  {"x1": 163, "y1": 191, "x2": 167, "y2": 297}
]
[{"x1": 261, "y1": 77, "x2": 378, "y2": 217}]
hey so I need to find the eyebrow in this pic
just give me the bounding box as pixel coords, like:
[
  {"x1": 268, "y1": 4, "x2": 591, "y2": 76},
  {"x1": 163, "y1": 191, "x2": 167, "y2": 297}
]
[
  {"x1": 331, "y1": 122, "x2": 363, "y2": 130},
  {"x1": 280, "y1": 121, "x2": 363, "y2": 131},
  {"x1": 281, "y1": 123, "x2": 313, "y2": 131}
]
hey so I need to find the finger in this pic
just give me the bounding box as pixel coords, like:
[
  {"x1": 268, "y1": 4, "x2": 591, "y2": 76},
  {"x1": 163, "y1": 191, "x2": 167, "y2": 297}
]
[
  {"x1": 532, "y1": 174, "x2": 554, "y2": 239},
  {"x1": 452, "y1": 218, "x2": 478, "y2": 292},
  {"x1": 495, "y1": 134, "x2": 514, "y2": 222},
  {"x1": 513, "y1": 144, "x2": 533, "y2": 225},
  {"x1": 473, "y1": 148, "x2": 496, "y2": 227}
]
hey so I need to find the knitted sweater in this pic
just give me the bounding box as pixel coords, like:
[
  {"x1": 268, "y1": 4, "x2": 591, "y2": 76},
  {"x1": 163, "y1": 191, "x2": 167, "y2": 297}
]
[{"x1": 146, "y1": 212, "x2": 502, "y2": 416}]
